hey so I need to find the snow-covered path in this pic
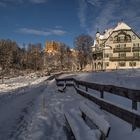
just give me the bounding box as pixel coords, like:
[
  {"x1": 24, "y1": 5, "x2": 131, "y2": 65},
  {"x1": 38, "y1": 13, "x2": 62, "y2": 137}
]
[
  {"x1": 0, "y1": 76, "x2": 85, "y2": 140},
  {"x1": 0, "y1": 83, "x2": 46, "y2": 140},
  {"x1": 26, "y1": 79, "x2": 86, "y2": 140},
  {"x1": 0, "y1": 71, "x2": 140, "y2": 140}
]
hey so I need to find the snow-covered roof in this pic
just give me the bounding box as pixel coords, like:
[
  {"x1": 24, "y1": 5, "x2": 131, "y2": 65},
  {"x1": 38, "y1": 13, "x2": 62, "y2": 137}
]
[
  {"x1": 93, "y1": 40, "x2": 96, "y2": 47},
  {"x1": 95, "y1": 28, "x2": 113, "y2": 41},
  {"x1": 102, "y1": 28, "x2": 114, "y2": 39},
  {"x1": 114, "y1": 22, "x2": 131, "y2": 31},
  {"x1": 99, "y1": 35, "x2": 104, "y2": 39},
  {"x1": 97, "y1": 22, "x2": 131, "y2": 41},
  {"x1": 93, "y1": 22, "x2": 132, "y2": 48}
]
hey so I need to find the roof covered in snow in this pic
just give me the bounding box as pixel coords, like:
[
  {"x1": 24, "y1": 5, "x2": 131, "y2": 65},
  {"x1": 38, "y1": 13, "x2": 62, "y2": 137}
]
[
  {"x1": 97, "y1": 22, "x2": 131, "y2": 40},
  {"x1": 92, "y1": 22, "x2": 132, "y2": 48},
  {"x1": 101, "y1": 28, "x2": 114, "y2": 39},
  {"x1": 114, "y1": 22, "x2": 131, "y2": 31}
]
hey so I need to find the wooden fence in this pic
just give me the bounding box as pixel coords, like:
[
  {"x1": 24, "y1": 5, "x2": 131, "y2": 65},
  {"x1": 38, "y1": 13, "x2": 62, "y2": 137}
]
[{"x1": 55, "y1": 78, "x2": 140, "y2": 130}]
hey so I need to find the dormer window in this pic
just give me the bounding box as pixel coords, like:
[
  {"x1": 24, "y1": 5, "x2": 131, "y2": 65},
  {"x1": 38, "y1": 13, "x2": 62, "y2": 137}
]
[
  {"x1": 114, "y1": 32, "x2": 131, "y2": 43},
  {"x1": 119, "y1": 34, "x2": 125, "y2": 42}
]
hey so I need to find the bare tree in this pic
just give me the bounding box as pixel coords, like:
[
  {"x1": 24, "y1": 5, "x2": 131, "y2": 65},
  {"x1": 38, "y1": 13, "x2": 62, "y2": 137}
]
[
  {"x1": 0, "y1": 39, "x2": 16, "y2": 83},
  {"x1": 74, "y1": 34, "x2": 93, "y2": 70},
  {"x1": 26, "y1": 43, "x2": 43, "y2": 71}
]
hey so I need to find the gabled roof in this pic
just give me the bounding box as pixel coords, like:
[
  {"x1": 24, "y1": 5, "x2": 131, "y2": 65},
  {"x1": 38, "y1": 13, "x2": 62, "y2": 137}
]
[
  {"x1": 114, "y1": 22, "x2": 131, "y2": 31},
  {"x1": 102, "y1": 28, "x2": 114, "y2": 39},
  {"x1": 93, "y1": 22, "x2": 140, "y2": 48}
]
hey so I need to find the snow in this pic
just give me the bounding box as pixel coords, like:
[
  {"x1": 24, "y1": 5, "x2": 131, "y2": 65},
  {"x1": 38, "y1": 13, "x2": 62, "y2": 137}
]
[
  {"x1": 100, "y1": 28, "x2": 113, "y2": 39},
  {"x1": 0, "y1": 73, "x2": 49, "y2": 93},
  {"x1": 0, "y1": 70, "x2": 140, "y2": 140},
  {"x1": 114, "y1": 22, "x2": 131, "y2": 31},
  {"x1": 75, "y1": 69, "x2": 140, "y2": 90},
  {"x1": 79, "y1": 102, "x2": 110, "y2": 136},
  {"x1": 65, "y1": 111, "x2": 100, "y2": 140},
  {"x1": 0, "y1": 84, "x2": 46, "y2": 140}
]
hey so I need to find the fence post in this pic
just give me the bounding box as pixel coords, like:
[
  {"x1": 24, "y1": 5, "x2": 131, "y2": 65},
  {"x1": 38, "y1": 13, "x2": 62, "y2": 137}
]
[
  {"x1": 132, "y1": 115, "x2": 136, "y2": 131},
  {"x1": 100, "y1": 90, "x2": 104, "y2": 99},
  {"x1": 132, "y1": 100, "x2": 137, "y2": 110},
  {"x1": 86, "y1": 86, "x2": 88, "y2": 92},
  {"x1": 100, "y1": 90, "x2": 104, "y2": 109},
  {"x1": 132, "y1": 100, "x2": 137, "y2": 131},
  {"x1": 77, "y1": 84, "x2": 79, "y2": 88},
  {"x1": 81, "y1": 112, "x2": 86, "y2": 120}
]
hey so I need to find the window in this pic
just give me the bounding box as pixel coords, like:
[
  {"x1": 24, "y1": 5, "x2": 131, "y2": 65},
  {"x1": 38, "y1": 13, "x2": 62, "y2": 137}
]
[
  {"x1": 133, "y1": 43, "x2": 139, "y2": 47},
  {"x1": 114, "y1": 36, "x2": 118, "y2": 42},
  {"x1": 104, "y1": 53, "x2": 109, "y2": 58},
  {"x1": 133, "y1": 52, "x2": 139, "y2": 58},
  {"x1": 120, "y1": 44, "x2": 126, "y2": 48},
  {"x1": 129, "y1": 62, "x2": 136, "y2": 67},
  {"x1": 126, "y1": 35, "x2": 131, "y2": 42},
  {"x1": 105, "y1": 62, "x2": 109, "y2": 67},
  {"x1": 119, "y1": 35, "x2": 125, "y2": 42},
  {"x1": 119, "y1": 62, "x2": 126, "y2": 67},
  {"x1": 114, "y1": 32, "x2": 131, "y2": 43},
  {"x1": 119, "y1": 52, "x2": 126, "y2": 58},
  {"x1": 115, "y1": 45, "x2": 120, "y2": 48}
]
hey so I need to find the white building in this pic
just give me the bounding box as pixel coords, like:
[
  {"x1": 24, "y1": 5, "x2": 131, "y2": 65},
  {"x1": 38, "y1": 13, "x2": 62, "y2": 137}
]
[{"x1": 92, "y1": 22, "x2": 140, "y2": 71}]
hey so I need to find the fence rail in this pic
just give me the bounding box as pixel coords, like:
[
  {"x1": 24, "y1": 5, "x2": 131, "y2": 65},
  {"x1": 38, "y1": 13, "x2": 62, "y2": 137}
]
[
  {"x1": 75, "y1": 86, "x2": 140, "y2": 130},
  {"x1": 56, "y1": 78, "x2": 140, "y2": 100},
  {"x1": 55, "y1": 77, "x2": 140, "y2": 130}
]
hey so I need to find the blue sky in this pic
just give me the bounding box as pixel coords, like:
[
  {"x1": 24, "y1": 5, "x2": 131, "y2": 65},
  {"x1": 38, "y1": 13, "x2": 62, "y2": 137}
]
[{"x1": 0, "y1": 0, "x2": 140, "y2": 48}]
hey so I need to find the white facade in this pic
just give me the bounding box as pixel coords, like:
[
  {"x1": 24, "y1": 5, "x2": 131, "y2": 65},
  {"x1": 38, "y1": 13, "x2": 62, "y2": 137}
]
[{"x1": 93, "y1": 22, "x2": 140, "y2": 71}]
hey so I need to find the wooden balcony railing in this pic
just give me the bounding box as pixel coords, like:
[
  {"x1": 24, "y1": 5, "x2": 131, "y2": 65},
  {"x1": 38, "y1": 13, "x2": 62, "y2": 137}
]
[
  {"x1": 113, "y1": 40, "x2": 131, "y2": 43},
  {"x1": 132, "y1": 47, "x2": 140, "y2": 52},
  {"x1": 113, "y1": 47, "x2": 131, "y2": 53},
  {"x1": 93, "y1": 50, "x2": 103, "y2": 54},
  {"x1": 109, "y1": 56, "x2": 140, "y2": 61}
]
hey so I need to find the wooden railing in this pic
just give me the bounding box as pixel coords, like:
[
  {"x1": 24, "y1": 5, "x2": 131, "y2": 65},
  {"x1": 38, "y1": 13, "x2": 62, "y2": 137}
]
[
  {"x1": 109, "y1": 56, "x2": 140, "y2": 61},
  {"x1": 113, "y1": 47, "x2": 131, "y2": 53},
  {"x1": 113, "y1": 40, "x2": 131, "y2": 43},
  {"x1": 56, "y1": 78, "x2": 140, "y2": 130},
  {"x1": 132, "y1": 47, "x2": 140, "y2": 52}
]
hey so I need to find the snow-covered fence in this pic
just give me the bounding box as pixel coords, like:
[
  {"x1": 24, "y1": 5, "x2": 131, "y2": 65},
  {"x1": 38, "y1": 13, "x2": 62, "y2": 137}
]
[
  {"x1": 79, "y1": 103, "x2": 111, "y2": 139},
  {"x1": 57, "y1": 82, "x2": 66, "y2": 92},
  {"x1": 74, "y1": 79, "x2": 140, "y2": 110},
  {"x1": 56, "y1": 78, "x2": 140, "y2": 130},
  {"x1": 64, "y1": 111, "x2": 101, "y2": 140},
  {"x1": 56, "y1": 78, "x2": 140, "y2": 110},
  {"x1": 75, "y1": 87, "x2": 140, "y2": 131},
  {"x1": 55, "y1": 78, "x2": 74, "y2": 87},
  {"x1": 47, "y1": 72, "x2": 64, "y2": 80}
]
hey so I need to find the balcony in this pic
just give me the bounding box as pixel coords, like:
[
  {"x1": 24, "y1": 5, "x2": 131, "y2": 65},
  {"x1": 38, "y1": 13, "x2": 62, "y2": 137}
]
[
  {"x1": 113, "y1": 47, "x2": 131, "y2": 53},
  {"x1": 109, "y1": 56, "x2": 140, "y2": 61},
  {"x1": 132, "y1": 47, "x2": 140, "y2": 52},
  {"x1": 113, "y1": 39, "x2": 131, "y2": 43},
  {"x1": 93, "y1": 49, "x2": 103, "y2": 54},
  {"x1": 93, "y1": 54, "x2": 103, "y2": 60}
]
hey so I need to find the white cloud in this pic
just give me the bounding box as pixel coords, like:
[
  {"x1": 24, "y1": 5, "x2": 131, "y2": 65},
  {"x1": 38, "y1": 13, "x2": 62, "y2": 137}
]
[
  {"x1": 87, "y1": 0, "x2": 101, "y2": 7},
  {"x1": 18, "y1": 28, "x2": 51, "y2": 36},
  {"x1": 0, "y1": 0, "x2": 47, "y2": 6},
  {"x1": 92, "y1": 2, "x2": 117, "y2": 32},
  {"x1": 50, "y1": 29, "x2": 66, "y2": 36},
  {"x1": 78, "y1": 0, "x2": 140, "y2": 36},
  {"x1": 77, "y1": 0, "x2": 102, "y2": 28},
  {"x1": 78, "y1": 0, "x2": 87, "y2": 28},
  {"x1": 17, "y1": 28, "x2": 66, "y2": 36}
]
